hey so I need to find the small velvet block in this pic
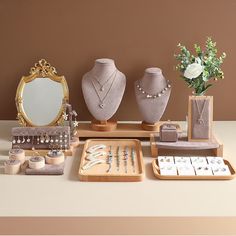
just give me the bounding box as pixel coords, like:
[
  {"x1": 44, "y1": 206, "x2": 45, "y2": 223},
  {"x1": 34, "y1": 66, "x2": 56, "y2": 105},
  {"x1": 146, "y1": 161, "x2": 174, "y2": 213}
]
[{"x1": 160, "y1": 123, "x2": 178, "y2": 142}]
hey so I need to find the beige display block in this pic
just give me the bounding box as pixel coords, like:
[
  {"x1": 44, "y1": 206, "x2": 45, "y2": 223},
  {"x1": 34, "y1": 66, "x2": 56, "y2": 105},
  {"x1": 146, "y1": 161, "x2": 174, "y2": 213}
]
[{"x1": 0, "y1": 121, "x2": 236, "y2": 235}]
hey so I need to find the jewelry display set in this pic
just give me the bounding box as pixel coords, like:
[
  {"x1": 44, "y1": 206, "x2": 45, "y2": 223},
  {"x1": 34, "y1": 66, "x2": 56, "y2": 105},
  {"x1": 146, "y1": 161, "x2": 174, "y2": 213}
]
[
  {"x1": 5, "y1": 146, "x2": 65, "y2": 175},
  {"x1": 2, "y1": 58, "x2": 234, "y2": 181}
]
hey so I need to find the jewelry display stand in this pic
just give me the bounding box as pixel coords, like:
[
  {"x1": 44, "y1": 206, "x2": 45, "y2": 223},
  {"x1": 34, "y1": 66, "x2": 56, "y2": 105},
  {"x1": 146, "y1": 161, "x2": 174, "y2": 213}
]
[
  {"x1": 150, "y1": 133, "x2": 223, "y2": 157},
  {"x1": 77, "y1": 121, "x2": 181, "y2": 138},
  {"x1": 82, "y1": 58, "x2": 126, "y2": 131},
  {"x1": 188, "y1": 96, "x2": 213, "y2": 141},
  {"x1": 152, "y1": 158, "x2": 236, "y2": 180},
  {"x1": 91, "y1": 120, "x2": 117, "y2": 131},
  {"x1": 78, "y1": 139, "x2": 144, "y2": 182},
  {"x1": 135, "y1": 68, "x2": 171, "y2": 131}
]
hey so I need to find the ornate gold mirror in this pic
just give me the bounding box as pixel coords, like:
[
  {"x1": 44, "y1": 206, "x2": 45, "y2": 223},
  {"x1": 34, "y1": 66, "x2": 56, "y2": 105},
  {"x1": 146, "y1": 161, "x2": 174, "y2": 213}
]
[{"x1": 16, "y1": 59, "x2": 69, "y2": 126}]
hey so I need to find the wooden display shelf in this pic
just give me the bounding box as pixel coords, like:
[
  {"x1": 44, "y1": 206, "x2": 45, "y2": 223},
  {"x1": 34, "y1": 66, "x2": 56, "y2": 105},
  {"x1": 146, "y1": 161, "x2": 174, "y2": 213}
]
[
  {"x1": 152, "y1": 158, "x2": 236, "y2": 180},
  {"x1": 150, "y1": 133, "x2": 223, "y2": 157},
  {"x1": 78, "y1": 139, "x2": 144, "y2": 182},
  {"x1": 76, "y1": 121, "x2": 181, "y2": 138}
]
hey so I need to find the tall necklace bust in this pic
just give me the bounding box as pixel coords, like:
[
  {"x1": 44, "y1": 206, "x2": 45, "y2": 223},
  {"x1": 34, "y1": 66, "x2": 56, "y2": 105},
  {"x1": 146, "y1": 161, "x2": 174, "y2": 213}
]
[
  {"x1": 135, "y1": 67, "x2": 171, "y2": 128},
  {"x1": 82, "y1": 58, "x2": 126, "y2": 122}
]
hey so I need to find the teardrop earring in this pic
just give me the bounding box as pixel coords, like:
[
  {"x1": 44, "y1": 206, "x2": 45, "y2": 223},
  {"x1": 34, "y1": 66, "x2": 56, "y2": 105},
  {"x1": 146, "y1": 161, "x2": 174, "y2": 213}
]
[
  {"x1": 17, "y1": 136, "x2": 21, "y2": 144},
  {"x1": 12, "y1": 137, "x2": 16, "y2": 144},
  {"x1": 21, "y1": 135, "x2": 25, "y2": 144}
]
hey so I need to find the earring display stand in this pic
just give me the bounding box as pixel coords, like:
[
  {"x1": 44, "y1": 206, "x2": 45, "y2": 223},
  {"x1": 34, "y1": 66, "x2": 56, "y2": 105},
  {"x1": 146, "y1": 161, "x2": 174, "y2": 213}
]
[
  {"x1": 77, "y1": 121, "x2": 181, "y2": 138},
  {"x1": 91, "y1": 120, "x2": 117, "y2": 131},
  {"x1": 150, "y1": 133, "x2": 223, "y2": 157},
  {"x1": 152, "y1": 158, "x2": 235, "y2": 180}
]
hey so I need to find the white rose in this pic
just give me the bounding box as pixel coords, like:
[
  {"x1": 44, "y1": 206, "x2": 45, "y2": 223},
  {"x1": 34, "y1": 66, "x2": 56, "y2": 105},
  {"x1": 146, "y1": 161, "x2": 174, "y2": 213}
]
[{"x1": 184, "y1": 63, "x2": 204, "y2": 79}]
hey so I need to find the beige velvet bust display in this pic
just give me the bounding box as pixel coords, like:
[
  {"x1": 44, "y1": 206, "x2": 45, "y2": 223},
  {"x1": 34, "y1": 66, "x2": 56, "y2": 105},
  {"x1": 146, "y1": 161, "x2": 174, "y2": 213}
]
[
  {"x1": 82, "y1": 58, "x2": 126, "y2": 121},
  {"x1": 135, "y1": 68, "x2": 171, "y2": 124}
]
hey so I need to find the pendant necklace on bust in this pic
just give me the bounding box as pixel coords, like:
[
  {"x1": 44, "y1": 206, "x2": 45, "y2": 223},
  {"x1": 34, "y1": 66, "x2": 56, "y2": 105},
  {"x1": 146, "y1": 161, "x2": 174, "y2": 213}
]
[
  {"x1": 195, "y1": 99, "x2": 207, "y2": 125},
  {"x1": 91, "y1": 70, "x2": 118, "y2": 109},
  {"x1": 93, "y1": 69, "x2": 117, "y2": 91},
  {"x1": 136, "y1": 80, "x2": 171, "y2": 98}
]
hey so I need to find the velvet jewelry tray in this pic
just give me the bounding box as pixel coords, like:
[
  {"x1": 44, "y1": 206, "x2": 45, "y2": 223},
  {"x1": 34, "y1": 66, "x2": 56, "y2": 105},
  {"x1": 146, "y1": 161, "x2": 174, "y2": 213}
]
[
  {"x1": 152, "y1": 158, "x2": 236, "y2": 180},
  {"x1": 78, "y1": 139, "x2": 145, "y2": 182}
]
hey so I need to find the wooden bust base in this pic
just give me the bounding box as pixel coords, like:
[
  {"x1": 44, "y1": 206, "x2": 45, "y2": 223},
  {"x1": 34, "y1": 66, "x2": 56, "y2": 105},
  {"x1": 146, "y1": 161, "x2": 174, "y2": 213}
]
[
  {"x1": 91, "y1": 120, "x2": 117, "y2": 132},
  {"x1": 141, "y1": 121, "x2": 159, "y2": 131}
]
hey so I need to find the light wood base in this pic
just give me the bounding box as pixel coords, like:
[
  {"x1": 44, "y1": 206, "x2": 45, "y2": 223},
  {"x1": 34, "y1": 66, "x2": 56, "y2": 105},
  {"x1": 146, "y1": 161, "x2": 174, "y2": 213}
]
[
  {"x1": 25, "y1": 149, "x2": 72, "y2": 156},
  {"x1": 141, "y1": 121, "x2": 159, "y2": 131},
  {"x1": 91, "y1": 120, "x2": 117, "y2": 131},
  {"x1": 77, "y1": 122, "x2": 181, "y2": 138}
]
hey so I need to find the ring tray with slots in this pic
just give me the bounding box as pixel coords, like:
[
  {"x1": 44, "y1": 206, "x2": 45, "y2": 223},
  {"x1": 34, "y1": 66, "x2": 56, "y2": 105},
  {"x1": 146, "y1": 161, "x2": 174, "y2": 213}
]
[{"x1": 12, "y1": 126, "x2": 70, "y2": 151}]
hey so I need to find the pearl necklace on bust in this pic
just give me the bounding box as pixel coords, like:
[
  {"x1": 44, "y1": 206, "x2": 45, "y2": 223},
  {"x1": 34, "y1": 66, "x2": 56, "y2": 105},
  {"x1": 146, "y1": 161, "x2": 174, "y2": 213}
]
[{"x1": 136, "y1": 80, "x2": 171, "y2": 98}]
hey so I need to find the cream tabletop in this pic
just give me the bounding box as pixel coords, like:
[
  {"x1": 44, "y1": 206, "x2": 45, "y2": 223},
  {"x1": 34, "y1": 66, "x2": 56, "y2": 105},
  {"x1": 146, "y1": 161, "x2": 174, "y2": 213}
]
[{"x1": 0, "y1": 121, "x2": 236, "y2": 235}]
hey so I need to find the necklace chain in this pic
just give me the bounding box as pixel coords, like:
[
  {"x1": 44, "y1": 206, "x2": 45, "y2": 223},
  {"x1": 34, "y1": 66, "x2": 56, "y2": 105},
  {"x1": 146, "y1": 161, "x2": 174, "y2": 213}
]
[
  {"x1": 91, "y1": 70, "x2": 118, "y2": 109},
  {"x1": 136, "y1": 80, "x2": 171, "y2": 98},
  {"x1": 195, "y1": 99, "x2": 207, "y2": 125},
  {"x1": 93, "y1": 70, "x2": 116, "y2": 91}
]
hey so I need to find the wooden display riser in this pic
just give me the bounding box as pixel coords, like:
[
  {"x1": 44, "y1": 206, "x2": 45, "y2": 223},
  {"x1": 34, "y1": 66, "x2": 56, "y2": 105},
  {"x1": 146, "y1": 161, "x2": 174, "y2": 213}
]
[
  {"x1": 150, "y1": 133, "x2": 223, "y2": 157},
  {"x1": 76, "y1": 122, "x2": 181, "y2": 138}
]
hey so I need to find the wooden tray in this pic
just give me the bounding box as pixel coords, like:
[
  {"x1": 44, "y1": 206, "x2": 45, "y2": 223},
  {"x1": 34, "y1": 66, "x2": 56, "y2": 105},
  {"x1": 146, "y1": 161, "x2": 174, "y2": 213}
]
[
  {"x1": 78, "y1": 139, "x2": 144, "y2": 182},
  {"x1": 152, "y1": 158, "x2": 236, "y2": 180},
  {"x1": 150, "y1": 133, "x2": 223, "y2": 157},
  {"x1": 76, "y1": 122, "x2": 181, "y2": 138}
]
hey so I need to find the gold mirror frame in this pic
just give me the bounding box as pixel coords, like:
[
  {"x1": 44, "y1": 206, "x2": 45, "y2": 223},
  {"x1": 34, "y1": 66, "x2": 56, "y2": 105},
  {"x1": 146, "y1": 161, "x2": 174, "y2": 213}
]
[{"x1": 15, "y1": 59, "x2": 69, "y2": 127}]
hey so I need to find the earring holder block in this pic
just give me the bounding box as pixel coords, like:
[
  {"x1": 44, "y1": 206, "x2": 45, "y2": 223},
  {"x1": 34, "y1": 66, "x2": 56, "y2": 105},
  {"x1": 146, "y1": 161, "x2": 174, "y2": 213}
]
[
  {"x1": 78, "y1": 139, "x2": 144, "y2": 182},
  {"x1": 150, "y1": 133, "x2": 223, "y2": 158},
  {"x1": 11, "y1": 126, "x2": 71, "y2": 152},
  {"x1": 76, "y1": 121, "x2": 181, "y2": 138}
]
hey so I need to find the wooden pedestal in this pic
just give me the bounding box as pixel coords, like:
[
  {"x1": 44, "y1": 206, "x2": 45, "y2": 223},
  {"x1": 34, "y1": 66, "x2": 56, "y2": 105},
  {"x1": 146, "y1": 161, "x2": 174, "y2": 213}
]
[
  {"x1": 77, "y1": 122, "x2": 181, "y2": 138},
  {"x1": 141, "y1": 121, "x2": 159, "y2": 131},
  {"x1": 91, "y1": 120, "x2": 117, "y2": 131}
]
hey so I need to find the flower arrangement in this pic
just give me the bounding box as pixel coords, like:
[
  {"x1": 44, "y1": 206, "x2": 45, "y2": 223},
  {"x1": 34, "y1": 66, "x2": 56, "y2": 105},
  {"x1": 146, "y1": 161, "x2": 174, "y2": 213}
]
[{"x1": 175, "y1": 37, "x2": 226, "y2": 96}]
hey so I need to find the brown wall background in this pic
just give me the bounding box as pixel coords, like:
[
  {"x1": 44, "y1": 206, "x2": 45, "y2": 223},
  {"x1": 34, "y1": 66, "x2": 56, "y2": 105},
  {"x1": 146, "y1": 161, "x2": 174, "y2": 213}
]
[{"x1": 0, "y1": 0, "x2": 235, "y2": 121}]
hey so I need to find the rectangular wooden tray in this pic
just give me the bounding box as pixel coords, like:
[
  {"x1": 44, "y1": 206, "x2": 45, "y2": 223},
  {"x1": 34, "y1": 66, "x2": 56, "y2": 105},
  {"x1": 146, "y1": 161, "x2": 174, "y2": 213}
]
[
  {"x1": 78, "y1": 139, "x2": 144, "y2": 182},
  {"x1": 152, "y1": 158, "x2": 236, "y2": 180}
]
